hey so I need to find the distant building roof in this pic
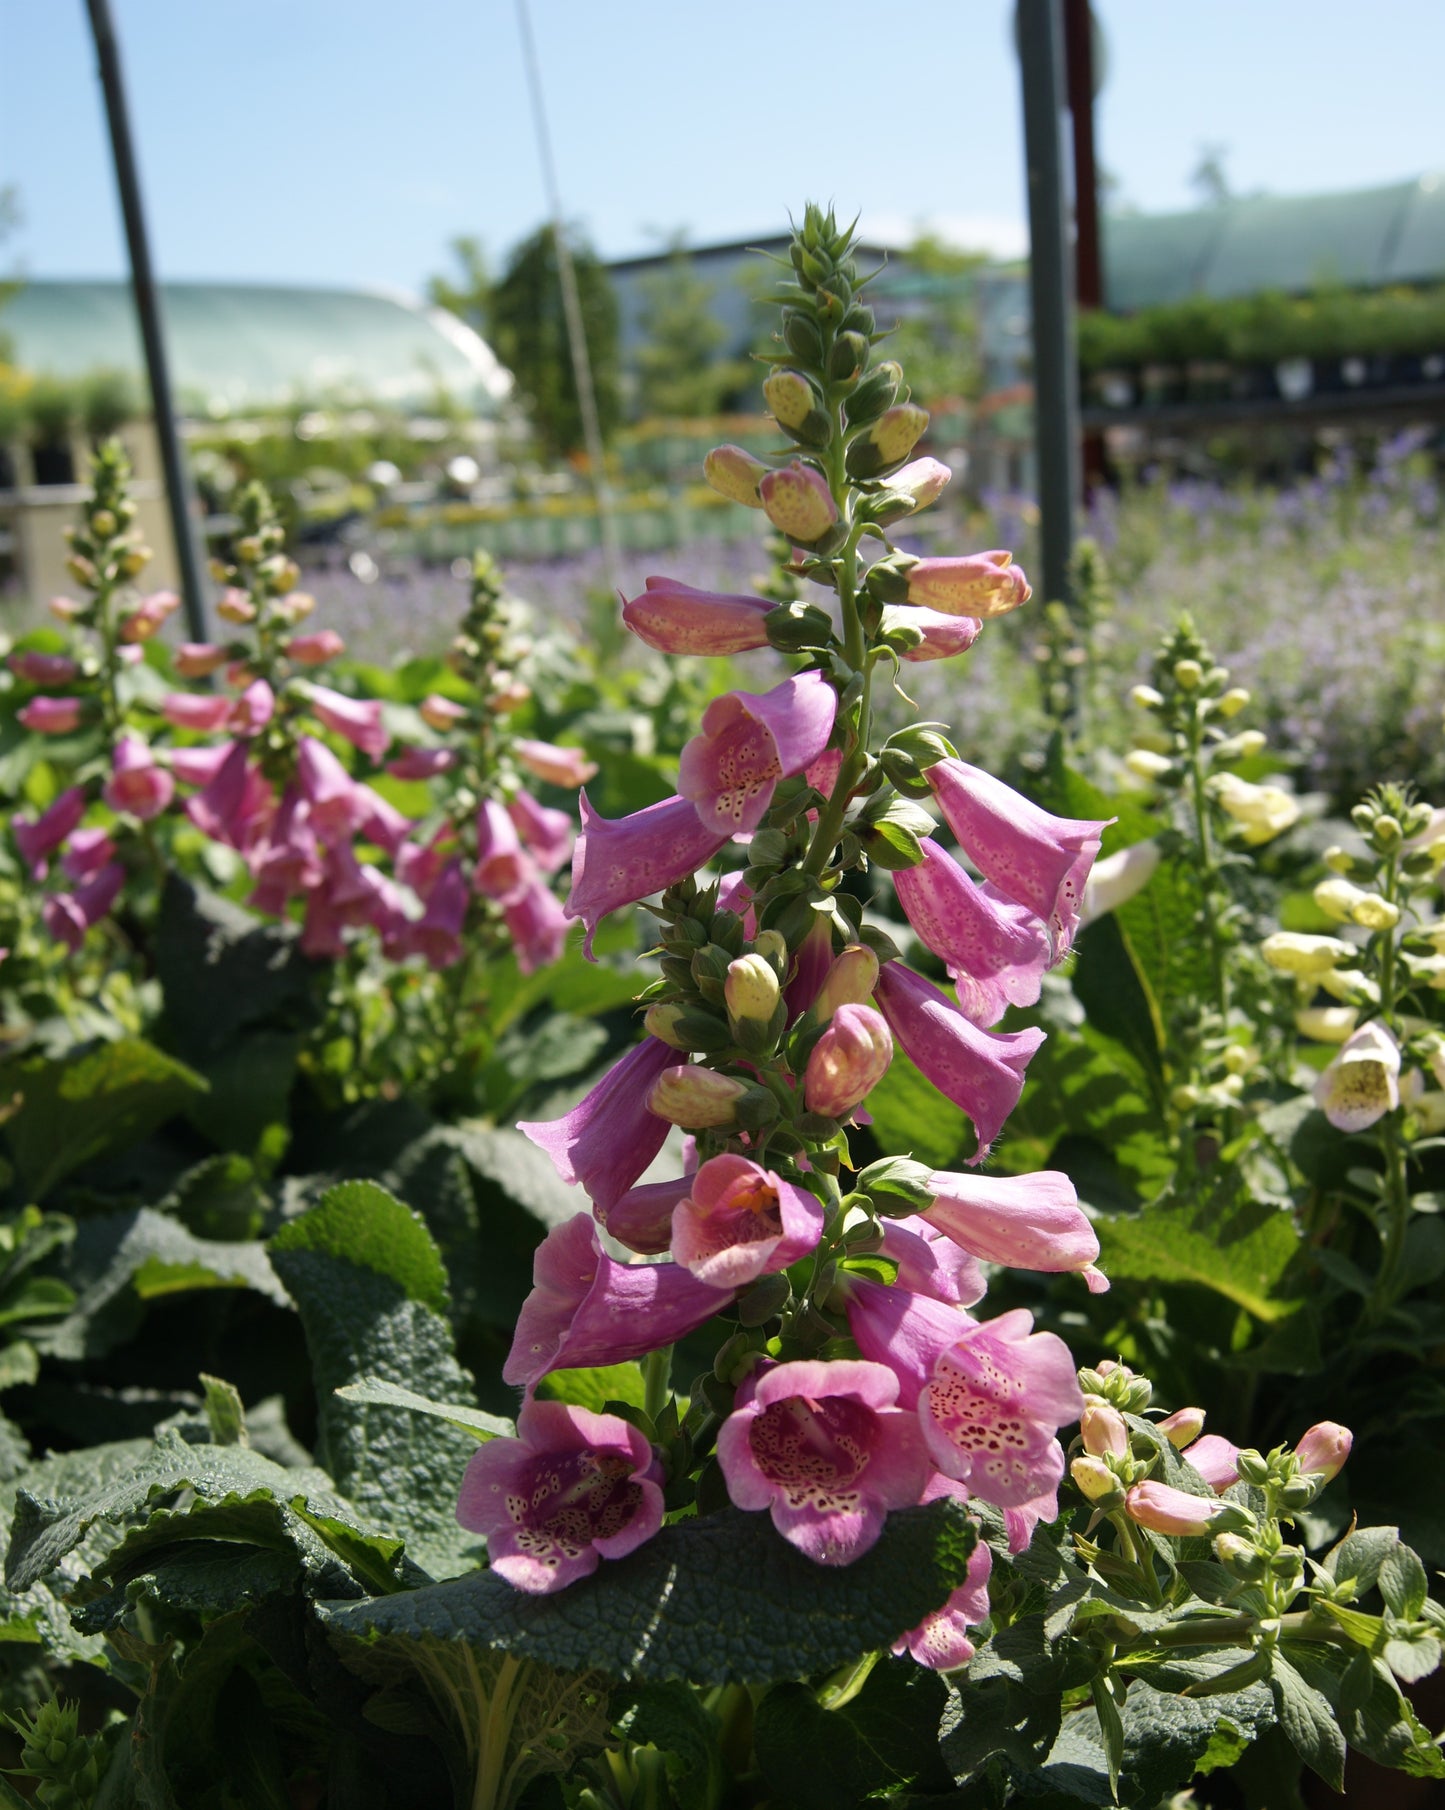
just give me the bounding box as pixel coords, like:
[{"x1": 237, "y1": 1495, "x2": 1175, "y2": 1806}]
[
  {"x1": 1104, "y1": 175, "x2": 1445, "y2": 311},
  {"x1": 1, "y1": 280, "x2": 511, "y2": 416}
]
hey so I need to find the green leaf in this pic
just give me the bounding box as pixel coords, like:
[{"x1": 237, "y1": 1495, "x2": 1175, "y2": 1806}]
[
  {"x1": 535, "y1": 1364, "x2": 646, "y2": 1415},
  {"x1": 1271, "y1": 1652, "x2": 1346, "y2": 1791},
  {"x1": 321, "y1": 1499, "x2": 977, "y2": 1686},
  {"x1": 186, "y1": 1028, "x2": 301, "y2": 1157},
  {"x1": 333, "y1": 1377, "x2": 514, "y2": 1444},
  {"x1": 1377, "y1": 1542, "x2": 1429, "y2": 1620},
  {"x1": 939, "y1": 1673, "x2": 1062, "y2": 1781},
  {"x1": 753, "y1": 1661, "x2": 950, "y2": 1809},
  {"x1": 155, "y1": 875, "x2": 312, "y2": 1058},
  {"x1": 0, "y1": 1039, "x2": 207, "y2": 1200},
  {"x1": 270, "y1": 1184, "x2": 484, "y2": 1578},
  {"x1": 1382, "y1": 1628, "x2": 1442, "y2": 1683},
  {"x1": 1071, "y1": 914, "x2": 1164, "y2": 1099},
  {"x1": 616, "y1": 1682, "x2": 721, "y2": 1810},
  {"x1": 1324, "y1": 1523, "x2": 1399, "y2": 1594},
  {"x1": 1097, "y1": 1177, "x2": 1304, "y2": 1323},
  {"x1": 1288, "y1": 1642, "x2": 1445, "y2": 1779},
  {"x1": 863, "y1": 1051, "x2": 974, "y2": 1170}
]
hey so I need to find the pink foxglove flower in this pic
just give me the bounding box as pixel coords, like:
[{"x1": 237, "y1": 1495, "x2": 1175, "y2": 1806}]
[
  {"x1": 717, "y1": 1359, "x2": 930, "y2": 1566},
  {"x1": 387, "y1": 747, "x2": 459, "y2": 781},
  {"x1": 249, "y1": 790, "x2": 324, "y2": 913},
  {"x1": 920, "y1": 1309, "x2": 1083, "y2": 1508},
  {"x1": 284, "y1": 629, "x2": 345, "y2": 665},
  {"x1": 926, "y1": 760, "x2": 1109, "y2": 956},
  {"x1": 677, "y1": 670, "x2": 837, "y2": 836},
  {"x1": 621, "y1": 577, "x2": 774, "y2": 656},
  {"x1": 1179, "y1": 1433, "x2": 1241, "y2": 1493},
  {"x1": 296, "y1": 737, "x2": 362, "y2": 842},
  {"x1": 566, "y1": 792, "x2": 729, "y2": 957},
  {"x1": 419, "y1": 693, "x2": 467, "y2": 731},
  {"x1": 43, "y1": 860, "x2": 124, "y2": 953},
  {"x1": 1313, "y1": 1021, "x2": 1400, "y2": 1131},
  {"x1": 305, "y1": 683, "x2": 388, "y2": 760},
  {"x1": 159, "y1": 693, "x2": 231, "y2": 734},
  {"x1": 1124, "y1": 1481, "x2": 1224, "y2": 1537},
  {"x1": 103, "y1": 735, "x2": 174, "y2": 822},
  {"x1": 1294, "y1": 1420, "x2": 1352, "y2": 1482},
  {"x1": 407, "y1": 857, "x2": 469, "y2": 968},
  {"x1": 600, "y1": 1174, "x2": 694, "y2": 1256},
  {"x1": 507, "y1": 790, "x2": 573, "y2": 873},
  {"x1": 520, "y1": 1035, "x2": 684, "y2": 1215},
  {"x1": 475, "y1": 799, "x2": 531, "y2": 903},
  {"x1": 174, "y1": 642, "x2": 230, "y2": 679},
  {"x1": 893, "y1": 1525, "x2": 993, "y2": 1670},
  {"x1": 905, "y1": 552, "x2": 1030, "y2": 618},
  {"x1": 803, "y1": 1002, "x2": 893, "y2": 1117},
  {"x1": 840, "y1": 1274, "x2": 978, "y2": 1406},
  {"x1": 893, "y1": 840, "x2": 1052, "y2": 1026},
  {"x1": 13, "y1": 787, "x2": 87, "y2": 877},
  {"x1": 897, "y1": 608, "x2": 983, "y2": 663},
  {"x1": 1005, "y1": 1489, "x2": 1060, "y2": 1555},
  {"x1": 873, "y1": 962, "x2": 1044, "y2": 1162},
  {"x1": 669, "y1": 1153, "x2": 824, "y2": 1289},
  {"x1": 61, "y1": 827, "x2": 116, "y2": 881},
  {"x1": 8, "y1": 650, "x2": 80, "y2": 686},
  {"x1": 18, "y1": 697, "x2": 84, "y2": 735},
  {"x1": 878, "y1": 1218, "x2": 987, "y2": 1308},
  {"x1": 503, "y1": 875, "x2": 570, "y2": 974},
  {"x1": 917, "y1": 1169, "x2": 1102, "y2": 1282},
  {"x1": 503, "y1": 1214, "x2": 730, "y2": 1389},
  {"x1": 515, "y1": 738, "x2": 598, "y2": 788},
  {"x1": 1156, "y1": 1406, "x2": 1206, "y2": 1449},
  {"x1": 117, "y1": 589, "x2": 180, "y2": 642},
  {"x1": 230, "y1": 678, "x2": 275, "y2": 737},
  {"x1": 353, "y1": 784, "x2": 412, "y2": 856},
  {"x1": 169, "y1": 744, "x2": 231, "y2": 788},
  {"x1": 457, "y1": 1397, "x2": 664, "y2": 1594}
]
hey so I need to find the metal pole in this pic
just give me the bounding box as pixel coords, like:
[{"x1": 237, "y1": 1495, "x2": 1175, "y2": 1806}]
[
  {"x1": 1064, "y1": 0, "x2": 1106, "y2": 493},
  {"x1": 85, "y1": 0, "x2": 210, "y2": 641},
  {"x1": 1018, "y1": 0, "x2": 1081, "y2": 608}
]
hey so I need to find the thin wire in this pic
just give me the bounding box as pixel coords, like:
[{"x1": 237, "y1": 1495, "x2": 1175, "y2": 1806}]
[{"x1": 514, "y1": 0, "x2": 622, "y2": 596}]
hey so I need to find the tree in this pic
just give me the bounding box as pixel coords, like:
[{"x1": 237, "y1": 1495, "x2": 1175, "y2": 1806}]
[
  {"x1": 426, "y1": 234, "x2": 492, "y2": 338},
  {"x1": 884, "y1": 235, "x2": 987, "y2": 408},
  {"x1": 632, "y1": 239, "x2": 753, "y2": 420},
  {"x1": 488, "y1": 225, "x2": 620, "y2": 459}
]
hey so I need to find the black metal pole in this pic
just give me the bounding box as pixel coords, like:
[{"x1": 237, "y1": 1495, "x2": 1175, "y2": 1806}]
[
  {"x1": 85, "y1": 0, "x2": 210, "y2": 641},
  {"x1": 1018, "y1": 0, "x2": 1081, "y2": 608}
]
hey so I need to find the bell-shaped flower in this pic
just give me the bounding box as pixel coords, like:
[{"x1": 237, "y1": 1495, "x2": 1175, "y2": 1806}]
[
  {"x1": 14, "y1": 787, "x2": 87, "y2": 878},
  {"x1": 1079, "y1": 839, "x2": 1161, "y2": 928},
  {"x1": 566, "y1": 792, "x2": 729, "y2": 957},
  {"x1": 678, "y1": 671, "x2": 837, "y2": 837},
  {"x1": 474, "y1": 798, "x2": 530, "y2": 903},
  {"x1": 249, "y1": 788, "x2": 324, "y2": 914},
  {"x1": 873, "y1": 962, "x2": 1044, "y2": 1162},
  {"x1": 893, "y1": 607, "x2": 982, "y2": 664},
  {"x1": 669, "y1": 1154, "x2": 824, "y2": 1289},
  {"x1": 926, "y1": 760, "x2": 1109, "y2": 956},
  {"x1": 1005, "y1": 1488, "x2": 1059, "y2": 1555},
  {"x1": 103, "y1": 735, "x2": 174, "y2": 822},
  {"x1": 1314, "y1": 1020, "x2": 1400, "y2": 1131},
  {"x1": 840, "y1": 1274, "x2": 977, "y2": 1407},
  {"x1": 160, "y1": 692, "x2": 233, "y2": 734},
  {"x1": 61, "y1": 827, "x2": 116, "y2": 881},
  {"x1": 174, "y1": 642, "x2": 229, "y2": 679},
  {"x1": 515, "y1": 738, "x2": 598, "y2": 788},
  {"x1": 503, "y1": 1213, "x2": 730, "y2": 1389},
  {"x1": 351, "y1": 784, "x2": 412, "y2": 856},
  {"x1": 285, "y1": 629, "x2": 345, "y2": 666},
  {"x1": 456, "y1": 1397, "x2": 664, "y2": 1594},
  {"x1": 520, "y1": 1035, "x2": 683, "y2": 1216},
  {"x1": 622, "y1": 577, "x2": 774, "y2": 656},
  {"x1": 407, "y1": 857, "x2": 469, "y2": 969},
  {"x1": 117, "y1": 589, "x2": 180, "y2": 643},
  {"x1": 169, "y1": 744, "x2": 230, "y2": 788},
  {"x1": 893, "y1": 1526, "x2": 993, "y2": 1670},
  {"x1": 296, "y1": 736, "x2": 363, "y2": 843},
  {"x1": 879, "y1": 1217, "x2": 986, "y2": 1308},
  {"x1": 1294, "y1": 1420, "x2": 1352, "y2": 1483},
  {"x1": 804, "y1": 1002, "x2": 893, "y2": 1117},
  {"x1": 18, "y1": 697, "x2": 84, "y2": 735},
  {"x1": 1124, "y1": 1481, "x2": 1224, "y2": 1537},
  {"x1": 1210, "y1": 773, "x2": 1299, "y2": 846},
  {"x1": 918, "y1": 1168, "x2": 1101, "y2": 1283},
  {"x1": 1179, "y1": 1433, "x2": 1241, "y2": 1493},
  {"x1": 716, "y1": 1359, "x2": 931, "y2": 1566},
  {"x1": 920, "y1": 1308, "x2": 1083, "y2": 1509},
  {"x1": 304, "y1": 683, "x2": 388, "y2": 761},
  {"x1": 503, "y1": 873, "x2": 569, "y2": 974},
  {"x1": 387, "y1": 746, "x2": 459, "y2": 781},
  {"x1": 905, "y1": 552, "x2": 1030, "y2": 618},
  {"x1": 508, "y1": 789, "x2": 573, "y2": 873},
  {"x1": 758, "y1": 461, "x2": 838, "y2": 544},
  {"x1": 894, "y1": 840, "x2": 1052, "y2": 1026},
  {"x1": 230, "y1": 678, "x2": 275, "y2": 737},
  {"x1": 8, "y1": 650, "x2": 80, "y2": 686},
  {"x1": 43, "y1": 860, "x2": 124, "y2": 953},
  {"x1": 600, "y1": 1175, "x2": 693, "y2": 1256}
]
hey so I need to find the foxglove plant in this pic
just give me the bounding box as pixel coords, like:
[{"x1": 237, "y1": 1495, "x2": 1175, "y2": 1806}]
[{"x1": 471, "y1": 206, "x2": 1115, "y2": 1656}]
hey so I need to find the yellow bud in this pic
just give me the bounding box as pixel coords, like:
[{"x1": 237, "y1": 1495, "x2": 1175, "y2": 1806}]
[
  {"x1": 1260, "y1": 932, "x2": 1355, "y2": 974},
  {"x1": 1296, "y1": 1005, "x2": 1360, "y2": 1044},
  {"x1": 1319, "y1": 966, "x2": 1378, "y2": 1004},
  {"x1": 1216, "y1": 686, "x2": 1251, "y2": 717},
  {"x1": 1173, "y1": 658, "x2": 1203, "y2": 689},
  {"x1": 643, "y1": 1004, "x2": 692, "y2": 1050},
  {"x1": 1130, "y1": 684, "x2": 1164, "y2": 710},
  {"x1": 813, "y1": 945, "x2": 879, "y2": 1019},
  {"x1": 725, "y1": 955, "x2": 781, "y2": 1026},
  {"x1": 1125, "y1": 749, "x2": 1173, "y2": 780}
]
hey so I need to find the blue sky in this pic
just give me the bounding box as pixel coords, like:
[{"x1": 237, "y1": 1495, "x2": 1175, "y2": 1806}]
[{"x1": 3, "y1": 1, "x2": 1443, "y2": 294}]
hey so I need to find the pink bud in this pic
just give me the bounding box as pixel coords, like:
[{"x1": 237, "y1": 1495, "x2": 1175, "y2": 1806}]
[
  {"x1": 285, "y1": 629, "x2": 345, "y2": 665},
  {"x1": 758, "y1": 461, "x2": 838, "y2": 544},
  {"x1": 1124, "y1": 1481, "x2": 1224, "y2": 1537},
  {"x1": 230, "y1": 679, "x2": 275, "y2": 736},
  {"x1": 13, "y1": 787, "x2": 88, "y2": 876},
  {"x1": 118, "y1": 590, "x2": 181, "y2": 643},
  {"x1": 420, "y1": 694, "x2": 467, "y2": 731},
  {"x1": 8, "y1": 651, "x2": 80, "y2": 686},
  {"x1": 906, "y1": 553, "x2": 1031, "y2": 619},
  {"x1": 702, "y1": 443, "x2": 769, "y2": 508},
  {"x1": 804, "y1": 1002, "x2": 893, "y2": 1117},
  {"x1": 387, "y1": 747, "x2": 459, "y2": 781},
  {"x1": 621, "y1": 577, "x2": 774, "y2": 656},
  {"x1": 48, "y1": 595, "x2": 84, "y2": 621},
  {"x1": 18, "y1": 697, "x2": 84, "y2": 735},
  {"x1": 888, "y1": 456, "x2": 953, "y2": 512},
  {"x1": 1080, "y1": 1402, "x2": 1129, "y2": 1458},
  {"x1": 515, "y1": 738, "x2": 598, "y2": 789},
  {"x1": 103, "y1": 736, "x2": 174, "y2": 822},
  {"x1": 305, "y1": 683, "x2": 387, "y2": 760},
  {"x1": 1294, "y1": 1421, "x2": 1352, "y2": 1483},
  {"x1": 897, "y1": 608, "x2": 983, "y2": 663},
  {"x1": 174, "y1": 642, "x2": 230, "y2": 678},
  {"x1": 1157, "y1": 1407, "x2": 1206, "y2": 1449},
  {"x1": 216, "y1": 588, "x2": 257, "y2": 624},
  {"x1": 161, "y1": 693, "x2": 234, "y2": 734}
]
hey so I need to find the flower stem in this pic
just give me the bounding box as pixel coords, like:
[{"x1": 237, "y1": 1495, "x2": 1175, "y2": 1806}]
[{"x1": 642, "y1": 1345, "x2": 673, "y2": 1422}]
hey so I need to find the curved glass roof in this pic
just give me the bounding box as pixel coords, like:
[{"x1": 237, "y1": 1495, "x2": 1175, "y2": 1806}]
[{"x1": 1, "y1": 281, "x2": 511, "y2": 417}]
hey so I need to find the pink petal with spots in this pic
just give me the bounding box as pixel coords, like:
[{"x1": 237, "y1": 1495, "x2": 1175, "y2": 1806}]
[
  {"x1": 565, "y1": 792, "x2": 728, "y2": 958},
  {"x1": 677, "y1": 671, "x2": 836, "y2": 837},
  {"x1": 669, "y1": 1153, "x2": 824, "y2": 1289},
  {"x1": 894, "y1": 840, "x2": 1052, "y2": 1026},
  {"x1": 878, "y1": 1219, "x2": 987, "y2": 1308},
  {"x1": 893, "y1": 1538, "x2": 993, "y2": 1669}
]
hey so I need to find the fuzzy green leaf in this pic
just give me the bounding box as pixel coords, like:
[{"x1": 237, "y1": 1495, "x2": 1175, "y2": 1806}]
[
  {"x1": 333, "y1": 1377, "x2": 514, "y2": 1444},
  {"x1": 1272, "y1": 1652, "x2": 1346, "y2": 1791}
]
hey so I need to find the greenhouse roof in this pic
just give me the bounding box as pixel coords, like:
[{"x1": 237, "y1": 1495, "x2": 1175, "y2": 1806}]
[
  {"x1": 1105, "y1": 175, "x2": 1445, "y2": 310},
  {"x1": 0, "y1": 280, "x2": 512, "y2": 417}
]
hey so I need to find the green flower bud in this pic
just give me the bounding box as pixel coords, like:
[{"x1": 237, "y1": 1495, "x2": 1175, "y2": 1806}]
[
  {"x1": 844, "y1": 360, "x2": 902, "y2": 427},
  {"x1": 725, "y1": 954, "x2": 782, "y2": 1026},
  {"x1": 1173, "y1": 658, "x2": 1204, "y2": 689}
]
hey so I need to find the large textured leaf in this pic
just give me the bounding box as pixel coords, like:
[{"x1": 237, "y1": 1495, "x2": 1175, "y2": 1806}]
[
  {"x1": 155, "y1": 875, "x2": 312, "y2": 1058},
  {"x1": 270, "y1": 1183, "x2": 484, "y2": 1578},
  {"x1": 321, "y1": 1499, "x2": 976, "y2": 1686},
  {"x1": 32, "y1": 1208, "x2": 287, "y2": 1362},
  {"x1": 0, "y1": 1039, "x2": 207, "y2": 1201},
  {"x1": 754, "y1": 1661, "x2": 951, "y2": 1808},
  {"x1": 1115, "y1": 853, "x2": 1218, "y2": 1036},
  {"x1": 1272, "y1": 1653, "x2": 1346, "y2": 1791},
  {"x1": 1070, "y1": 915, "x2": 1165, "y2": 1100}
]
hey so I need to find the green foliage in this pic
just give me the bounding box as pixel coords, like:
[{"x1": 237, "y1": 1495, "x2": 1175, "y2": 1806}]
[{"x1": 632, "y1": 240, "x2": 753, "y2": 420}]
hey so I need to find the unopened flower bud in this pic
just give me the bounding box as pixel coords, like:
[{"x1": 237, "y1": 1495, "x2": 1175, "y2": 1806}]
[
  {"x1": 1213, "y1": 730, "x2": 1267, "y2": 763},
  {"x1": 1081, "y1": 1402, "x2": 1129, "y2": 1458},
  {"x1": 1216, "y1": 687, "x2": 1251, "y2": 717},
  {"x1": 216, "y1": 588, "x2": 256, "y2": 624},
  {"x1": 812, "y1": 944, "x2": 879, "y2": 1019},
  {"x1": 753, "y1": 929, "x2": 789, "y2": 973},
  {"x1": 725, "y1": 954, "x2": 781, "y2": 1027},
  {"x1": 1071, "y1": 1455, "x2": 1123, "y2": 1506},
  {"x1": 644, "y1": 1004, "x2": 693, "y2": 1050},
  {"x1": 1296, "y1": 1005, "x2": 1359, "y2": 1044},
  {"x1": 420, "y1": 694, "x2": 467, "y2": 731},
  {"x1": 703, "y1": 444, "x2": 769, "y2": 509},
  {"x1": 1221, "y1": 1044, "x2": 1258, "y2": 1076},
  {"x1": 1215, "y1": 1532, "x2": 1269, "y2": 1580},
  {"x1": 1235, "y1": 1447, "x2": 1271, "y2": 1486},
  {"x1": 1260, "y1": 932, "x2": 1354, "y2": 974},
  {"x1": 846, "y1": 402, "x2": 930, "y2": 477},
  {"x1": 91, "y1": 508, "x2": 117, "y2": 537},
  {"x1": 1280, "y1": 1477, "x2": 1319, "y2": 1511},
  {"x1": 758, "y1": 461, "x2": 838, "y2": 545},
  {"x1": 1374, "y1": 814, "x2": 1403, "y2": 846},
  {"x1": 1157, "y1": 1406, "x2": 1206, "y2": 1448},
  {"x1": 1314, "y1": 876, "x2": 1398, "y2": 929},
  {"x1": 762, "y1": 369, "x2": 820, "y2": 431},
  {"x1": 647, "y1": 1064, "x2": 748, "y2": 1129},
  {"x1": 1125, "y1": 1481, "x2": 1223, "y2": 1536},
  {"x1": 1210, "y1": 774, "x2": 1300, "y2": 844},
  {"x1": 1130, "y1": 684, "x2": 1165, "y2": 710},
  {"x1": 1293, "y1": 1421, "x2": 1352, "y2": 1483},
  {"x1": 804, "y1": 1003, "x2": 892, "y2": 1117},
  {"x1": 1319, "y1": 966, "x2": 1378, "y2": 1005},
  {"x1": 1173, "y1": 658, "x2": 1203, "y2": 689},
  {"x1": 1126, "y1": 749, "x2": 1173, "y2": 780}
]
